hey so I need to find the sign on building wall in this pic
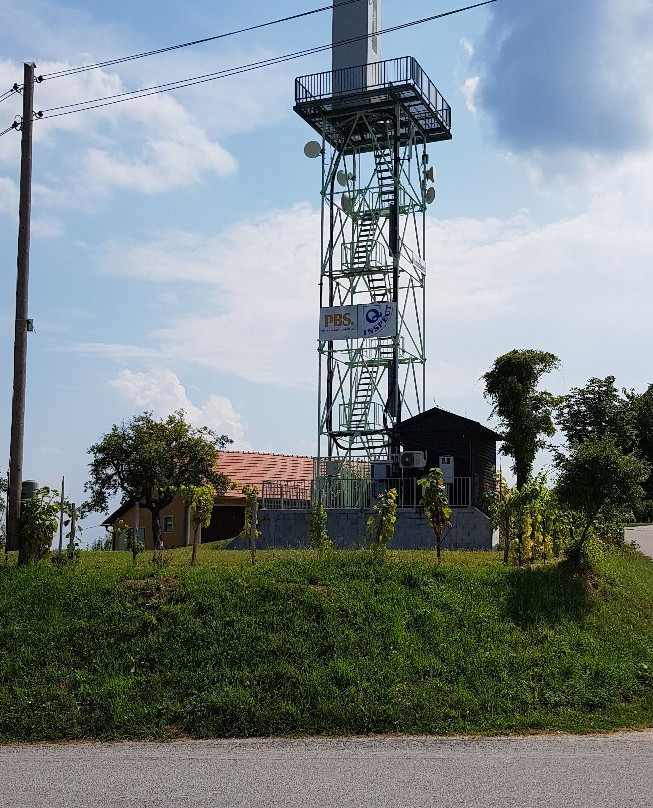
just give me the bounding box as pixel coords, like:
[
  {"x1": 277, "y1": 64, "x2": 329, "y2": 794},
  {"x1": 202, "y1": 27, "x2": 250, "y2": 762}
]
[{"x1": 319, "y1": 302, "x2": 397, "y2": 341}]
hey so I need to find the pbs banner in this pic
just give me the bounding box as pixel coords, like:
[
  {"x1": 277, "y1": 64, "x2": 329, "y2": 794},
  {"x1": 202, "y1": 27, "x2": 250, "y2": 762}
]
[{"x1": 319, "y1": 302, "x2": 397, "y2": 341}]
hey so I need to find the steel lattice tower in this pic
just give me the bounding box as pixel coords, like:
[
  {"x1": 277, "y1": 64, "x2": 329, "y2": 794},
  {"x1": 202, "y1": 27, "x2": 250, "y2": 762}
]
[{"x1": 295, "y1": 56, "x2": 451, "y2": 467}]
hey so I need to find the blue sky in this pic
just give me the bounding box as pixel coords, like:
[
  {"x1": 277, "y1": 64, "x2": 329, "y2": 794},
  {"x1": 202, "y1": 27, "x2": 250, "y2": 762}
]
[{"x1": 1, "y1": 0, "x2": 652, "y2": 541}]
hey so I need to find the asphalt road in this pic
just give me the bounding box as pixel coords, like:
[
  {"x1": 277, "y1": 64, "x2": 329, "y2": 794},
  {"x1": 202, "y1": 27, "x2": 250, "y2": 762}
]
[
  {"x1": 625, "y1": 525, "x2": 653, "y2": 559},
  {"x1": 2, "y1": 732, "x2": 653, "y2": 808}
]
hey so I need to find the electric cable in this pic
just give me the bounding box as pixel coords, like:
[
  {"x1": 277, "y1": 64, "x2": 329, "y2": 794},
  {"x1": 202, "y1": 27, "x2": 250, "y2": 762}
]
[
  {"x1": 37, "y1": 1, "x2": 498, "y2": 121},
  {"x1": 40, "y1": 0, "x2": 366, "y2": 80}
]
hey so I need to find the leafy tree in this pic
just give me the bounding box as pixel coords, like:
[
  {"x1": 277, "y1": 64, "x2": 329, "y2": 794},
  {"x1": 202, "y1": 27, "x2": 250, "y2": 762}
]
[
  {"x1": 19, "y1": 486, "x2": 79, "y2": 564},
  {"x1": 112, "y1": 518, "x2": 143, "y2": 562},
  {"x1": 309, "y1": 500, "x2": 332, "y2": 555},
  {"x1": 84, "y1": 410, "x2": 231, "y2": 551},
  {"x1": 484, "y1": 472, "x2": 514, "y2": 565},
  {"x1": 630, "y1": 383, "x2": 653, "y2": 519},
  {"x1": 556, "y1": 376, "x2": 634, "y2": 453},
  {"x1": 180, "y1": 484, "x2": 215, "y2": 566},
  {"x1": 365, "y1": 487, "x2": 397, "y2": 558},
  {"x1": 486, "y1": 473, "x2": 565, "y2": 566},
  {"x1": 238, "y1": 484, "x2": 260, "y2": 564},
  {"x1": 556, "y1": 438, "x2": 649, "y2": 565},
  {"x1": 418, "y1": 468, "x2": 452, "y2": 563},
  {"x1": 483, "y1": 349, "x2": 560, "y2": 489},
  {"x1": 89, "y1": 535, "x2": 113, "y2": 551}
]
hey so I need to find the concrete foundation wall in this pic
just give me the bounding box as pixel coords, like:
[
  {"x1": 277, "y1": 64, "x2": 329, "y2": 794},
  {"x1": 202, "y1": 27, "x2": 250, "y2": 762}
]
[{"x1": 229, "y1": 508, "x2": 493, "y2": 551}]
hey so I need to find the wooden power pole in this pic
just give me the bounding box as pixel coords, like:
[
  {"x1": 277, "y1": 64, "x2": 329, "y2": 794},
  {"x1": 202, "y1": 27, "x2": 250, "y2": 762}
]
[{"x1": 6, "y1": 63, "x2": 36, "y2": 554}]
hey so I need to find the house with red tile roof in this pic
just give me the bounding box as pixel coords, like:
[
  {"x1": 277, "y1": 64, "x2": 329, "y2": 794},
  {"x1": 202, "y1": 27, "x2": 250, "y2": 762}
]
[{"x1": 102, "y1": 450, "x2": 315, "y2": 550}]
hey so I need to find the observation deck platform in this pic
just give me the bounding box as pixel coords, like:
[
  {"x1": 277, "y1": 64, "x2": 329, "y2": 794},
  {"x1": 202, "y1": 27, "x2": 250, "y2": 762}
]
[{"x1": 294, "y1": 56, "x2": 452, "y2": 154}]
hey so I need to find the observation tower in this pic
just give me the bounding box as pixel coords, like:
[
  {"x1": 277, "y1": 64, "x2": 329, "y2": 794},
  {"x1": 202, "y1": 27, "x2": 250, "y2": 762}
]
[{"x1": 294, "y1": 0, "x2": 451, "y2": 472}]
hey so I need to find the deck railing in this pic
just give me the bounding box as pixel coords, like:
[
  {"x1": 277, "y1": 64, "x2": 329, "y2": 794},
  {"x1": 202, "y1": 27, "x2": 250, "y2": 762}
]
[
  {"x1": 295, "y1": 56, "x2": 451, "y2": 131},
  {"x1": 261, "y1": 476, "x2": 472, "y2": 510}
]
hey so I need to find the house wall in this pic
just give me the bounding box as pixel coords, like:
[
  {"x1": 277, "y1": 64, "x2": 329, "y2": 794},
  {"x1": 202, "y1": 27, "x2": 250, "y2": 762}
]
[
  {"x1": 110, "y1": 494, "x2": 247, "y2": 550},
  {"x1": 397, "y1": 414, "x2": 497, "y2": 510},
  {"x1": 228, "y1": 508, "x2": 494, "y2": 551}
]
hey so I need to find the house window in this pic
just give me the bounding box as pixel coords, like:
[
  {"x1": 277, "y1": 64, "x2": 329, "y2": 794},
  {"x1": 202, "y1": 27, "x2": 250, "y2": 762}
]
[{"x1": 163, "y1": 516, "x2": 173, "y2": 533}]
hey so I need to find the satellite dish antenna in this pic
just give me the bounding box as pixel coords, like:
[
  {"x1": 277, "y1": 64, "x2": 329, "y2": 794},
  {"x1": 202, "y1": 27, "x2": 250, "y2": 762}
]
[
  {"x1": 341, "y1": 192, "x2": 353, "y2": 213},
  {"x1": 304, "y1": 140, "x2": 321, "y2": 159},
  {"x1": 425, "y1": 187, "x2": 436, "y2": 205},
  {"x1": 425, "y1": 166, "x2": 436, "y2": 183},
  {"x1": 336, "y1": 170, "x2": 348, "y2": 187}
]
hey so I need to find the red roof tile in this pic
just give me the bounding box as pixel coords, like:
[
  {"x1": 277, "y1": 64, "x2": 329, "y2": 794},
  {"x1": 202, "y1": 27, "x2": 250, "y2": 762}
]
[{"x1": 216, "y1": 451, "x2": 314, "y2": 498}]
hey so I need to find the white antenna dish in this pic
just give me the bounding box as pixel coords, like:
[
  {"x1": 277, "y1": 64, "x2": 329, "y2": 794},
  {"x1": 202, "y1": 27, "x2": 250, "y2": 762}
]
[
  {"x1": 425, "y1": 166, "x2": 436, "y2": 183},
  {"x1": 336, "y1": 170, "x2": 348, "y2": 187},
  {"x1": 304, "y1": 140, "x2": 321, "y2": 159},
  {"x1": 425, "y1": 187, "x2": 436, "y2": 205},
  {"x1": 341, "y1": 192, "x2": 353, "y2": 214}
]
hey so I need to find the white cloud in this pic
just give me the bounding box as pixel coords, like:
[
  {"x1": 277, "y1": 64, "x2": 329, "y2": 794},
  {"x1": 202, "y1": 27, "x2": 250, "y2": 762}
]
[
  {"x1": 87, "y1": 151, "x2": 653, "y2": 405},
  {"x1": 0, "y1": 58, "x2": 238, "y2": 200},
  {"x1": 110, "y1": 368, "x2": 249, "y2": 447},
  {"x1": 97, "y1": 203, "x2": 320, "y2": 387},
  {"x1": 71, "y1": 342, "x2": 164, "y2": 361},
  {"x1": 0, "y1": 176, "x2": 18, "y2": 217},
  {"x1": 460, "y1": 38, "x2": 475, "y2": 59},
  {"x1": 461, "y1": 76, "x2": 479, "y2": 114}
]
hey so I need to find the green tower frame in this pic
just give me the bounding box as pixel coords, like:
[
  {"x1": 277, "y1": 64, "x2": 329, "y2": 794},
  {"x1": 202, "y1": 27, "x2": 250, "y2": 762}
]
[{"x1": 295, "y1": 57, "x2": 451, "y2": 467}]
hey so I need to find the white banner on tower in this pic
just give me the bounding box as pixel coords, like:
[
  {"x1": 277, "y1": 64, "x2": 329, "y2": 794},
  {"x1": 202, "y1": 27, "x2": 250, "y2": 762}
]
[{"x1": 319, "y1": 302, "x2": 397, "y2": 341}]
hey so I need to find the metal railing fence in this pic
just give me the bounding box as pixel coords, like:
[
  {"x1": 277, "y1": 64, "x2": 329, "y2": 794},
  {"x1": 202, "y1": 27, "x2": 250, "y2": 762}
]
[
  {"x1": 261, "y1": 476, "x2": 471, "y2": 510},
  {"x1": 295, "y1": 56, "x2": 451, "y2": 131}
]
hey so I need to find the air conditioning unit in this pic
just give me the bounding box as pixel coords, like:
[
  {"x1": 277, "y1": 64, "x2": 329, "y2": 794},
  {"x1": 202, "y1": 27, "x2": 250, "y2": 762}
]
[
  {"x1": 371, "y1": 461, "x2": 392, "y2": 480},
  {"x1": 399, "y1": 451, "x2": 426, "y2": 469}
]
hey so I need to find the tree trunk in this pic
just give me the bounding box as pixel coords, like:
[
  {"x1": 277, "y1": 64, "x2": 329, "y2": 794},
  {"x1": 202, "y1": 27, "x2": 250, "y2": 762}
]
[
  {"x1": 502, "y1": 513, "x2": 510, "y2": 565},
  {"x1": 184, "y1": 502, "x2": 191, "y2": 547},
  {"x1": 191, "y1": 523, "x2": 200, "y2": 566},
  {"x1": 435, "y1": 528, "x2": 441, "y2": 563},
  {"x1": 516, "y1": 467, "x2": 527, "y2": 491},
  {"x1": 249, "y1": 498, "x2": 258, "y2": 565},
  {"x1": 150, "y1": 508, "x2": 162, "y2": 551}
]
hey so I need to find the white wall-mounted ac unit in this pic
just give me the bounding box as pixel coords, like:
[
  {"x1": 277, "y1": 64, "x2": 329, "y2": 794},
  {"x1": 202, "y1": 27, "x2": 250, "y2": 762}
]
[{"x1": 399, "y1": 451, "x2": 426, "y2": 469}]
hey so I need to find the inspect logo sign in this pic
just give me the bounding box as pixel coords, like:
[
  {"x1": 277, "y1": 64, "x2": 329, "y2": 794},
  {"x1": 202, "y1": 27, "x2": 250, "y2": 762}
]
[{"x1": 319, "y1": 303, "x2": 397, "y2": 341}]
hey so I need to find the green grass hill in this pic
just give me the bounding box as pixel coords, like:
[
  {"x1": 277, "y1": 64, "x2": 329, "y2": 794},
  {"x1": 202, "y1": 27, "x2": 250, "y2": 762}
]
[{"x1": 1, "y1": 546, "x2": 652, "y2": 742}]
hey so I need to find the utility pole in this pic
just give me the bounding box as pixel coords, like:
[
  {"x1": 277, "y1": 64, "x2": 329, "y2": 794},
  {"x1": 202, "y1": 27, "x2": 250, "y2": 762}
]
[{"x1": 6, "y1": 63, "x2": 36, "y2": 555}]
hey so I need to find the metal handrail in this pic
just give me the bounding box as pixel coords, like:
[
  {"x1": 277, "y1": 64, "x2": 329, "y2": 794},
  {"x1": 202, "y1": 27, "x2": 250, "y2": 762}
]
[
  {"x1": 261, "y1": 476, "x2": 472, "y2": 510},
  {"x1": 295, "y1": 56, "x2": 451, "y2": 130}
]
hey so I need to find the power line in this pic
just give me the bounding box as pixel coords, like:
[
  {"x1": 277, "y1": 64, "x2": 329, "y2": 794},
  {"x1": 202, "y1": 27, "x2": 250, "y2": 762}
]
[
  {"x1": 0, "y1": 88, "x2": 17, "y2": 105},
  {"x1": 38, "y1": 1, "x2": 498, "y2": 121},
  {"x1": 40, "y1": 0, "x2": 364, "y2": 80}
]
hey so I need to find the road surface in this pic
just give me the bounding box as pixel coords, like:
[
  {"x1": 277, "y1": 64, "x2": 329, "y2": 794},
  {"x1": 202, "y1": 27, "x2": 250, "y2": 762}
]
[
  {"x1": 2, "y1": 732, "x2": 653, "y2": 808},
  {"x1": 625, "y1": 525, "x2": 653, "y2": 559}
]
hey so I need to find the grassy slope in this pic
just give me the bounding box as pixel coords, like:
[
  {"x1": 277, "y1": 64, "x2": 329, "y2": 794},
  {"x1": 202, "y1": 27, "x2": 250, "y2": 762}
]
[{"x1": 0, "y1": 547, "x2": 652, "y2": 742}]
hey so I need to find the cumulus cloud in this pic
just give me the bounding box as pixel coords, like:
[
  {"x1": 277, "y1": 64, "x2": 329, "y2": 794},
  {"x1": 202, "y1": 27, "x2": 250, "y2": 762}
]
[
  {"x1": 0, "y1": 176, "x2": 17, "y2": 217},
  {"x1": 110, "y1": 368, "x2": 249, "y2": 447},
  {"x1": 87, "y1": 147, "x2": 653, "y2": 408},
  {"x1": 0, "y1": 58, "x2": 238, "y2": 201},
  {"x1": 423, "y1": 153, "x2": 653, "y2": 407},
  {"x1": 472, "y1": 0, "x2": 653, "y2": 164},
  {"x1": 97, "y1": 203, "x2": 320, "y2": 387},
  {"x1": 71, "y1": 343, "x2": 164, "y2": 361}
]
